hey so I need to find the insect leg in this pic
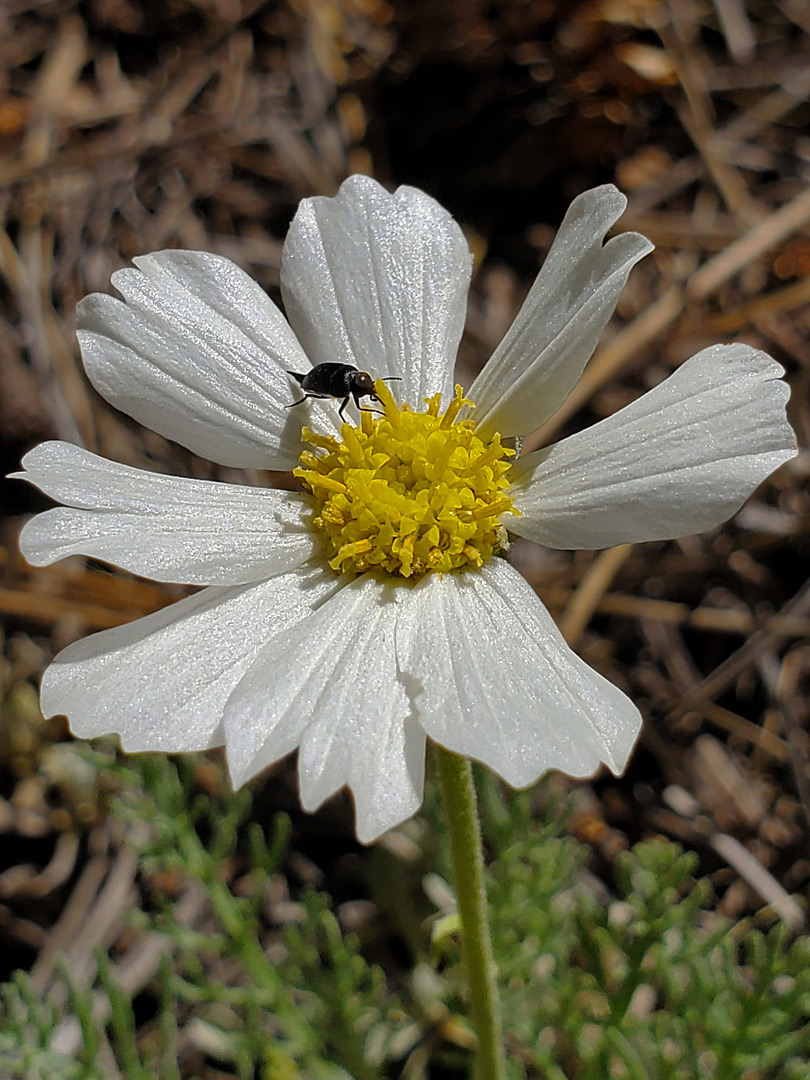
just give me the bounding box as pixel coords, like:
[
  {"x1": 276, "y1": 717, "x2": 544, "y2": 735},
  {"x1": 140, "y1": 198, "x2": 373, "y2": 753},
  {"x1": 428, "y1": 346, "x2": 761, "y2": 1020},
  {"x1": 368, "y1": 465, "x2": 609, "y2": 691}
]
[{"x1": 286, "y1": 392, "x2": 331, "y2": 410}]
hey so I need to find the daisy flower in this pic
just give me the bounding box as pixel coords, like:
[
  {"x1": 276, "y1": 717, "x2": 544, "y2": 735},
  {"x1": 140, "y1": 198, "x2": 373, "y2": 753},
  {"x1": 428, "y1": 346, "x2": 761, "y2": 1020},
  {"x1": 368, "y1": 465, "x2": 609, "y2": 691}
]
[{"x1": 14, "y1": 177, "x2": 795, "y2": 842}]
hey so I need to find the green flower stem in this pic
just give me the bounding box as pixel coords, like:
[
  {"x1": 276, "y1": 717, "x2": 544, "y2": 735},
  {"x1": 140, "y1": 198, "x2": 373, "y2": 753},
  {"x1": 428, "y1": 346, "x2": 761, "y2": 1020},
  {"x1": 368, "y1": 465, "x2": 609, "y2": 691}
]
[{"x1": 434, "y1": 745, "x2": 506, "y2": 1080}]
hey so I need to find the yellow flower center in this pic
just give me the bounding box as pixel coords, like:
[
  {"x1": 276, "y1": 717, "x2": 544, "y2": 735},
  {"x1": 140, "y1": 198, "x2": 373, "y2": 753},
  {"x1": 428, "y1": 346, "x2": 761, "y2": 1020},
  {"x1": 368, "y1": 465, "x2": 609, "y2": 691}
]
[{"x1": 294, "y1": 380, "x2": 518, "y2": 579}]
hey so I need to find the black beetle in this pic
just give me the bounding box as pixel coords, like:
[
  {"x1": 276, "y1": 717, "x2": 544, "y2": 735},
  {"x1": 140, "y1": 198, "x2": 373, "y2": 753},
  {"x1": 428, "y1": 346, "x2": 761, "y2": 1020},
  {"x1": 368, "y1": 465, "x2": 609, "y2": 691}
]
[{"x1": 286, "y1": 363, "x2": 399, "y2": 419}]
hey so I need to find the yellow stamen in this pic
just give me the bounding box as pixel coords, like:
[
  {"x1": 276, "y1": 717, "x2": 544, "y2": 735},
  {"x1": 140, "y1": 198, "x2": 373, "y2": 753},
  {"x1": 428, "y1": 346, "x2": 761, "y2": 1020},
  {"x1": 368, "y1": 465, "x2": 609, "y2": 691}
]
[
  {"x1": 373, "y1": 379, "x2": 400, "y2": 424},
  {"x1": 298, "y1": 450, "x2": 324, "y2": 471},
  {"x1": 295, "y1": 470, "x2": 347, "y2": 495},
  {"x1": 331, "y1": 537, "x2": 374, "y2": 569},
  {"x1": 439, "y1": 384, "x2": 472, "y2": 429},
  {"x1": 458, "y1": 436, "x2": 514, "y2": 476},
  {"x1": 424, "y1": 393, "x2": 442, "y2": 418},
  {"x1": 468, "y1": 497, "x2": 518, "y2": 521},
  {"x1": 295, "y1": 382, "x2": 517, "y2": 579},
  {"x1": 300, "y1": 427, "x2": 339, "y2": 451},
  {"x1": 341, "y1": 422, "x2": 366, "y2": 467}
]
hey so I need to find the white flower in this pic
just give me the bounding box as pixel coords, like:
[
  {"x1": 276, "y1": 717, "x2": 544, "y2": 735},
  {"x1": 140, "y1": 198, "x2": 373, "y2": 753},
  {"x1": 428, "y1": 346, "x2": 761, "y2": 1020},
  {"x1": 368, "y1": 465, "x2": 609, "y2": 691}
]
[{"x1": 13, "y1": 177, "x2": 795, "y2": 842}]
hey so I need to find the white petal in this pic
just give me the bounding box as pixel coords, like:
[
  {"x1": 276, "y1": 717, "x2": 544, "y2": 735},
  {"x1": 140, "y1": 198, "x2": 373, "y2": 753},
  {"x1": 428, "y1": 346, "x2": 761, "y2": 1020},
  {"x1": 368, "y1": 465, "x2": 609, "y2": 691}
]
[
  {"x1": 280, "y1": 175, "x2": 472, "y2": 408},
  {"x1": 13, "y1": 441, "x2": 316, "y2": 585},
  {"x1": 509, "y1": 344, "x2": 796, "y2": 550},
  {"x1": 40, "y1": 566, "x2": 338, "y2": 754},
  {"x1": 468, "y1": 185, "x2": 653, "y2": 438},
  {"x1": 224, "y1": 573, "x2": 425, "y2": 844},
  {"x1": 77, "y1": 250, "x2": 334, "y2": 470},
  {"x1": 395, "y1": 559, "x2": 641, "y2": 785}
]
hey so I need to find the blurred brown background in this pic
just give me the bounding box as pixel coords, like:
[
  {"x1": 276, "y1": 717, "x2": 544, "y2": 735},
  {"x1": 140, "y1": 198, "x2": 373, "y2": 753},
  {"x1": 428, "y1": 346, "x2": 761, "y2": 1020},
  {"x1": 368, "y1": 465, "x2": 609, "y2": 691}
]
[{"x1": 1, "y1": 0, "x2": 810, "y2": 977}]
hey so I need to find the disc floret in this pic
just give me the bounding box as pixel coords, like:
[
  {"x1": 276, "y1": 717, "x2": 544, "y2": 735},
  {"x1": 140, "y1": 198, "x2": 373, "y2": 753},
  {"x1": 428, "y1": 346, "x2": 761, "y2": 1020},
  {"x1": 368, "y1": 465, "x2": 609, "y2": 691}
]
[{"x1": 295, "y1": 381, "x2": 518, "y2": 578}]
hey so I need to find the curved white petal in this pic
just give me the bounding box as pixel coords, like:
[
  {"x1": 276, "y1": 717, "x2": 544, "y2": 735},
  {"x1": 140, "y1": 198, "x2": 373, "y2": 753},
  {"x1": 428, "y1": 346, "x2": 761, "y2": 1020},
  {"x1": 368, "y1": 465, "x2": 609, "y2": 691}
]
[
  {"x1": 280, "y1": 175, "x2": 472, "y2": 409},
  {"x1": 40, "y1": 566, "x2": 337, "y2": 754},
  {"x1": 395, "y1": 558, "x2": 641, "y2": 785},
  {"x1": 224, "y1": 573, "x2": 425, "y2": 844},
  {"x1": 13, "y1": 442, "x2": 316, "y2": 585},
  {"x1": 468, "y1": 185, "x2": 653, "y2": 438},
  {"x1": 509, "y1": 344, "x2": 796, "y2": 550},
  {"x1": 77, "y1": 250, "x2": 335, "y2": 470}
]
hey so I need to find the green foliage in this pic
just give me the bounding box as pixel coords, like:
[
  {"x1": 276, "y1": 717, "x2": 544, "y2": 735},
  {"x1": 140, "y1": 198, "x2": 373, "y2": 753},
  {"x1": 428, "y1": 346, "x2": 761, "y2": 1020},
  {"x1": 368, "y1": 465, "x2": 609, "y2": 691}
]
[
  {"x1": 1, "y1": 754, "x2": 809, "y2": 1079},
  {"x1": 0, "y1": 970, "x2": 85, "y2": 1080},
  {"x1": 0, "y1": 754, "x2": 407, "y2": 1080},
  {"x1": 443, "y1": 777, "x2": 810, "y2": 1079}
]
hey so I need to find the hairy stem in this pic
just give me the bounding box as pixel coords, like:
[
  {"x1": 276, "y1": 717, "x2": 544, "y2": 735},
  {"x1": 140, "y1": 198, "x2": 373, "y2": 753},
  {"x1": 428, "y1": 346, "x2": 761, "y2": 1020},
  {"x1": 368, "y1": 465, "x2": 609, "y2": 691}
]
[{"x1": 434, "y1": 745, "x2": 506, "y2": 1080}]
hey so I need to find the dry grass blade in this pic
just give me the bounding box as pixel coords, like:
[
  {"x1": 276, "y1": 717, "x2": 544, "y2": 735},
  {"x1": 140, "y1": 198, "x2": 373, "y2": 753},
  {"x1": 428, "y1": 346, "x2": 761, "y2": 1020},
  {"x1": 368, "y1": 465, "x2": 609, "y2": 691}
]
[{"x1": 560, "y1": 544, "x2": 634, "y2": 646}]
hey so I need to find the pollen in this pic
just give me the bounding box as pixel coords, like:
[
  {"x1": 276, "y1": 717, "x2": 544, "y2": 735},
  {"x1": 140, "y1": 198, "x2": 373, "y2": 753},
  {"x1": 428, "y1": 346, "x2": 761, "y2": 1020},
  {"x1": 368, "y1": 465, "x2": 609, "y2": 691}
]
[{"x1": 295, "y1": 380, "x2": 518, "y2": 578}]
